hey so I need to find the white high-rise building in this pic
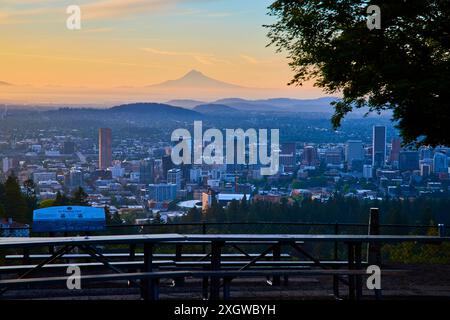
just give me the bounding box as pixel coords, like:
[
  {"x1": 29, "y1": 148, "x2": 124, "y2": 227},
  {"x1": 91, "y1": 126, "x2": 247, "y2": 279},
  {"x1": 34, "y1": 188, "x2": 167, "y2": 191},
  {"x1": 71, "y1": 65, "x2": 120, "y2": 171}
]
[
  {"x1": 2, "y1": 157, "x2": 10, "y2": 173},
  {"x1": 189, "y1": 167, "x2": 202, "y2": 183},
  {"x1": 433, "y1": 152, "x2": 449, "y2": 174},
  {"x1": 363, "y1": 164, "x2": 373, "y2": 179},
  {"x1": 109, "y1": 163, "x2": 125, "y2": 179},
  {"x1": 420, "y1": 164, "x2": 431, "y2": 177},
  {"x1": 167, "y1": 168, "x2": 182, "y2": 190}
]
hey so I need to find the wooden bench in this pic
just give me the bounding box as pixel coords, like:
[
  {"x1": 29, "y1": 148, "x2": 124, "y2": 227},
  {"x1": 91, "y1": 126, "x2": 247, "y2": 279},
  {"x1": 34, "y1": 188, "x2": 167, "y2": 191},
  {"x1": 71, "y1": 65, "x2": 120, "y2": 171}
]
[
  {"x1": 0, "y1": 260, "x2": 174, "y2": 275},
  {"x1": 0, "y1": 269, "x2": 406, "y2": 300},
  {"x1": 173, "y1": 260, "x2": 368, "y2": 268},
  {"x1": 5, "y1": 253, "x2": 291, "y2": 261},
  {"x1": 0, "y1": 260, "x2": 316, "y2": 277}
]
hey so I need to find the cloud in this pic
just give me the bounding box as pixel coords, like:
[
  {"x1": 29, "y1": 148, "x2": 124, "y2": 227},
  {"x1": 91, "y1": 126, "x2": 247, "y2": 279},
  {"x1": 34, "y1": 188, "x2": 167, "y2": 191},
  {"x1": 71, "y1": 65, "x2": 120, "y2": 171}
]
[
  {"x1": 0, "y1": 7, "x2": 56, "y2": 24},
  {"x1": 194, "y1": 56, "x2": 214, "y2": 65},
  {"x1": 240, "y1": 54, "x2": 275, "y2": 65},
  {"x1": 81, "y1": 27, "x2": 114, "y2": 33},
  {"x1": 0, "y1": 0, "x2": 206, "y2": 24},
  {"x1": 0, "y1": 52, "x2": 164, "y2": 69},
  {"x1": 142, "y1": 47, "x2": 232, "y2": 66},
  {"x1": 81, "y1": 0, "x2": 208, "y2": 20},
  {"x1": 205, "y1": 12, "x2": 232, "y2": 18},
  {"x1": 81, "y1": 0, "x2": 172, "y2": 19},
  {"x1": 141, "y1": 48, "x2": 193, "y2": 56}
]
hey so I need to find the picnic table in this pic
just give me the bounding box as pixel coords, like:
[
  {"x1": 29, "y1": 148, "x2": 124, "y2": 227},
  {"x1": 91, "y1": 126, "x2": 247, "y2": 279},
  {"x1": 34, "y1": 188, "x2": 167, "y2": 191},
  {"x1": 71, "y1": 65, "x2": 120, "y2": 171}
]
[{"x1": 1, "y1": 234, "x2": 449, "y2": 300}]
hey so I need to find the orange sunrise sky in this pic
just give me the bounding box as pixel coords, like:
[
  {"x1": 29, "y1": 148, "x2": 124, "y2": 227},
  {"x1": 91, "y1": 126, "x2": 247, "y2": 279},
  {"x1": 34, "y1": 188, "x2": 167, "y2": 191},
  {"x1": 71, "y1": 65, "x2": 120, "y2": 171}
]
[{"x1": 0, "y1": 0, "x2": 328, "y2": 105}]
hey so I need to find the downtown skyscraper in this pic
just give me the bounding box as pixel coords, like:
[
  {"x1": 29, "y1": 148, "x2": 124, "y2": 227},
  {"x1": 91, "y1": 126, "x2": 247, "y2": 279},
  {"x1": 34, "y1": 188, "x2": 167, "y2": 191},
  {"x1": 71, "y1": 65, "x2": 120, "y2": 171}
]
[{"x1": 372, "y1": 126, "x2": 386, "y2": 169}]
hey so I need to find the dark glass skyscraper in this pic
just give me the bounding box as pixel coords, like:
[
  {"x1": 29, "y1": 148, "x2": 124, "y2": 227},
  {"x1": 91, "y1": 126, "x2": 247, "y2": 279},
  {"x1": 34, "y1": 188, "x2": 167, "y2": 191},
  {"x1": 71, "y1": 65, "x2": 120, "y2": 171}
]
[
  {"x1": 390, "y1": 137, "x2": 402, "y2": 163},
  {"x1": 372, "y1": 126, "x2": 386, "y2": 168},
  {"x1": 139, "y1": 158, "x2": 154, "y2": 185}
]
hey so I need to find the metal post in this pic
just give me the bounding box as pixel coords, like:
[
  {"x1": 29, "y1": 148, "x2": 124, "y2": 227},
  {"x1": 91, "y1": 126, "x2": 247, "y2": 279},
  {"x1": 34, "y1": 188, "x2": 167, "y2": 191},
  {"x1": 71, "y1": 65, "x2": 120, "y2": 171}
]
[
  {"x1": 367, "y1": 208, "x2": 382, "y2": 300},
  {"x1": 202, "y1": 267, "x2": 209, "y2": 300},
  {"x1": 202, "y1": 222, "x2": 207, "y2": 254},
  {"x1": 438, "y1": 224, "x2": 446, "y2": 237},
  {"x1": 142, "y1": 243, "x2": 158, "y2": 300},
  {"x1": 223, "y1": 277, "x2": 231, "y2": 300},
  {"x1": 209, "y1": 241, "x2": 223, "y2": 300},
  {"x1": 367, "y1": 208, "x2": 381, "y2": 265},
  {"x1": 48, "y1": 232, "x2": 55, "y2": 254},
  {"x1": 272, "y1": 242, "x2": 281, "y2": 286},
  {"x1": 334, "y1": 222, "x2": 339, "y2": 260},
  {"x1": 202, "y1": 222, "x2": 207, "y2": 235},
  {"x1": 174, "y1": 244, "x2": 185, "y2": 286},
  {"x1": 129, "y1": 243, "x2": 136, "y2": 261},
  {"x1": 347, "y1": 243, "x2": 355, "y2": 300},
  {"x1": 333, "y1": 222, "x2": 340, "y2": 298},
  {"x1": 23, "y1": 248, "x2": 30, "y2": 265},
  {"x1": 333, "y1": 272, "x2": 340, "y2": 299},
  {"x1": 127, "y1": 243, "x2": 136, "y2": 287},
  {"x1": 355, "y1": 243, "x2": 363, "y2": 300}
]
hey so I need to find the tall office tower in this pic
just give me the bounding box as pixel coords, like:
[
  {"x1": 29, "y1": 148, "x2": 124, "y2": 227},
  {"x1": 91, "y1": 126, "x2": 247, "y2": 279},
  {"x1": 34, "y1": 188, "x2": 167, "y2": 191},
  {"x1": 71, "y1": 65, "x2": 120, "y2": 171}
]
[
  {"x1": 139, "y1": 158, "x2": 154, "y2": 185},
  {"x1": 180, "y1": 163, "x2": 192, "y2": 183},
  {"x1": 345, "y1": 140, "x2": 364, "y2": 168},
  {"x1": 302, "y1": 146, "x2": 318, "y2": 166},
  {"x1": 69, "y1": 169, "x2": 83, "y2": 188},
  {"x1": 420, "y1": 147, "x2": 433, "y2": 160},
  {"x1": 225, "y1": 136, "x2": 245, "y2": 173},
  {"x1": 99, "y1": 128, "x2": 112, "y2": 170},
  {"x1": 433, "y1": 152, "x2": 449, "y2": 173},
  {"x1": 167, "y1": 168, "x2": 182, "y2": 190},
  {"x1": 325, "y1": 149, "x2": 343, "y2": 165},
  {"x1": 162, "y1": 155, "x2": 174, "y2": 179},
  {"x1": 398, "y1": 151, "x2": 419, "y2": 171},
  {"x1": 420, "y1": 163, "x2": 431, "y2": 177},
  {"x1": 279, "y1": 142, "x2": 296, "y2": 171},
  {"x1": 372, "y1": 126, "x2": 386, "y2": 168},
  {"x1": 280, "y1": 142, "x2": 296, "y2": 155},
  {"x1": 148, "y1": 184, "x2": 177, "y2": 202},
  {"x1": 389, "y1": 138, "x2": 402, "y2": 163}
]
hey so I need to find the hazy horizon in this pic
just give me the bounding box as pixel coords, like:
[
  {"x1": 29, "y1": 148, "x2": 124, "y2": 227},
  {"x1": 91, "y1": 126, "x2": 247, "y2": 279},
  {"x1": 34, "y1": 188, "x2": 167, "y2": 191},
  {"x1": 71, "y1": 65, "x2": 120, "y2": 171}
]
[{"x1": 0, "y1": 0, "x2": 331, "y2": 105}]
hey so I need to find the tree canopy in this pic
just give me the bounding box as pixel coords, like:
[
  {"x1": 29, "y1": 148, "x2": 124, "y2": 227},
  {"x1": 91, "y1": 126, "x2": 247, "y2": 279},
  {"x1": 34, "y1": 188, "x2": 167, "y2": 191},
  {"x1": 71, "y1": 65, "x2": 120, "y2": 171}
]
[
  {"x1": 0, "y1": 175, "x2": 36, "y2": 223},
  {"x1": 267, "y1": 0, "x2": 450, "y2": 146}
]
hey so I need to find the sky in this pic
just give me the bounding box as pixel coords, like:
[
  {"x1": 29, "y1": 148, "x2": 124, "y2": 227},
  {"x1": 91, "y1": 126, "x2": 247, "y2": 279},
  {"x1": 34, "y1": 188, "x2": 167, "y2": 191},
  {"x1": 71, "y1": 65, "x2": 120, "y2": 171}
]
[{"x1": 0, "y1": 0, "x2": 327, "y2": 105}]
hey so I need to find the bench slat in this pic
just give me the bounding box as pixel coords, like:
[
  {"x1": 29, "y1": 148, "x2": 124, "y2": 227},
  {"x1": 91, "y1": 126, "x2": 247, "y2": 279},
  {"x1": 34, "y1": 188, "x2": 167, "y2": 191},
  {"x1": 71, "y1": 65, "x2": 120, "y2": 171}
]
[
  {"x1": 0, "y1": 269, "x2": 406, "y2": 287},
  {"x1": 5, "y1": 253, "x2": 291, "y2": 260}
]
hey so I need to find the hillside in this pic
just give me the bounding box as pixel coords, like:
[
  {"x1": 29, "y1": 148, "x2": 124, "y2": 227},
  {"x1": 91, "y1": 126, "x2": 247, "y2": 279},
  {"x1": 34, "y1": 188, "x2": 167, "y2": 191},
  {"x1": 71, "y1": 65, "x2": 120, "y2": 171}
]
[
  {"x1": 194, "y1": 104, "x2": 239, "y2": 114},
  {"x1": 109, "y1": 103, "x2": 201, "y2": 117}
]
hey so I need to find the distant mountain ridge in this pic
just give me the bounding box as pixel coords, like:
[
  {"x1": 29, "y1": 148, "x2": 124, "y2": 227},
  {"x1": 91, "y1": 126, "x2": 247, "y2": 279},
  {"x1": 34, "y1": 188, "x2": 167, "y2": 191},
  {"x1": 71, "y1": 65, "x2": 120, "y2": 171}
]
[
  {"x1": 109, "y1": 102, "x2": 200, "y2": 117},
  {"x1": 0, "y1": 81, "x2": 12, "y2": 86},
  {"x1": 209, "y1": 97, "x2": 338, "y2": 113},
  {"x1": 49, "y1": 98, "x2": 339, "y2": 116},
  {"x1": 194, "y1": 104, "x2": 239, "y2": 114},
  {"x1": 166, "y1": 99, "x2": 206, "y2": 109},
  {"x1": 164, "y1": 97, "x2": 339, "y2": 113}
]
